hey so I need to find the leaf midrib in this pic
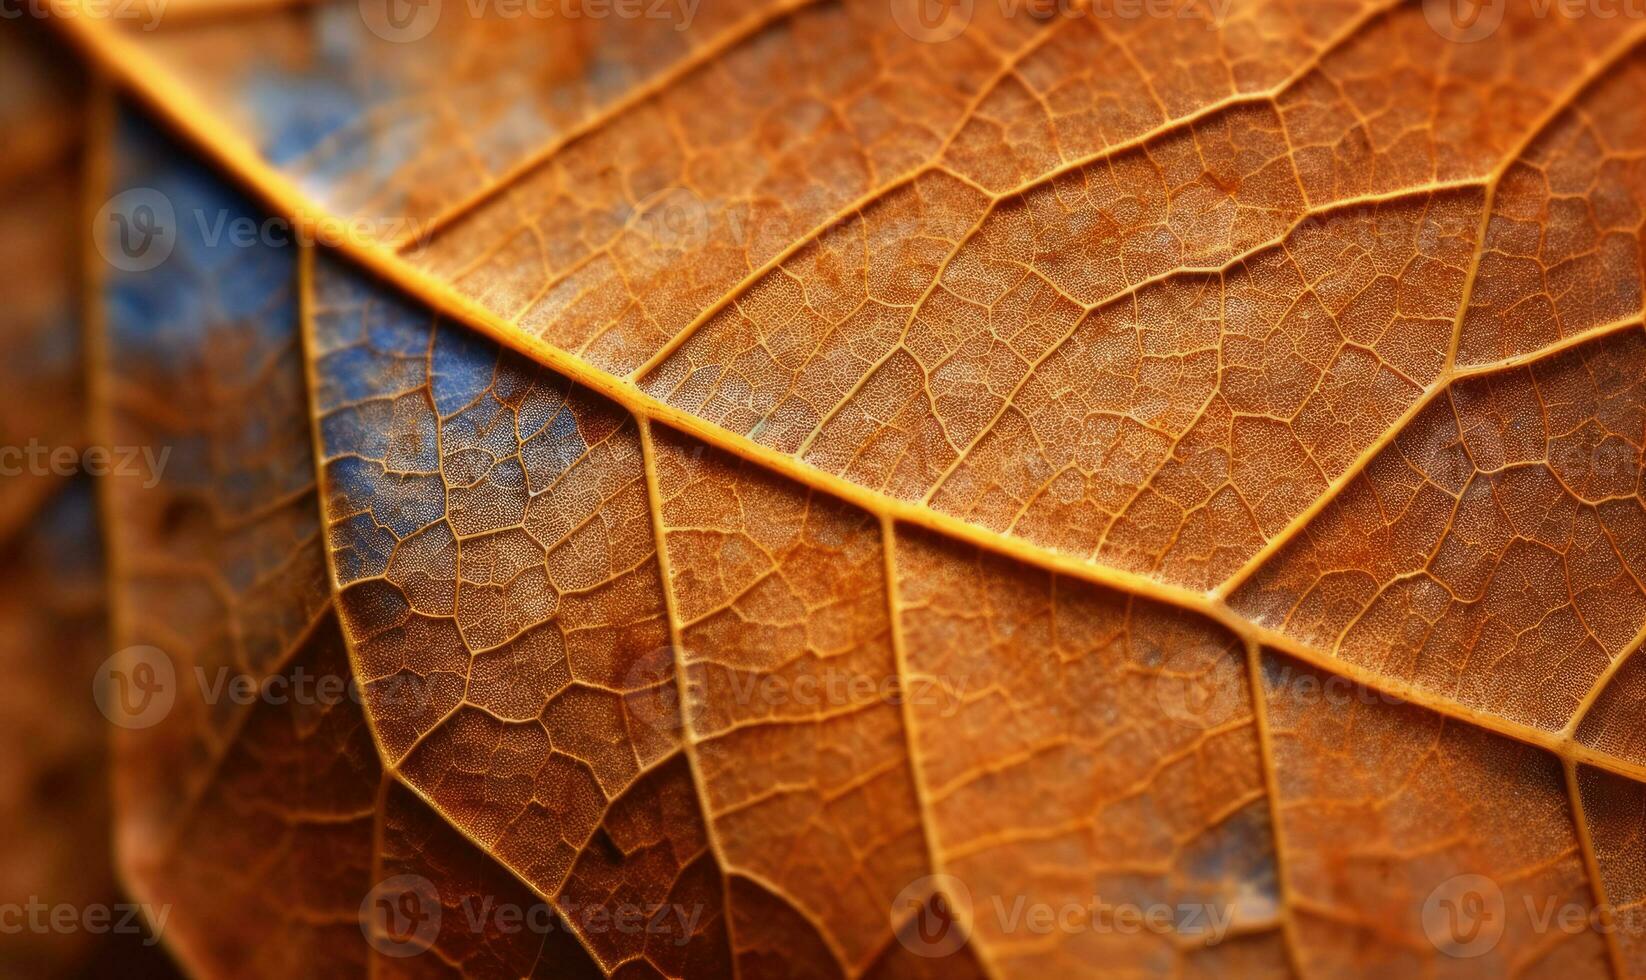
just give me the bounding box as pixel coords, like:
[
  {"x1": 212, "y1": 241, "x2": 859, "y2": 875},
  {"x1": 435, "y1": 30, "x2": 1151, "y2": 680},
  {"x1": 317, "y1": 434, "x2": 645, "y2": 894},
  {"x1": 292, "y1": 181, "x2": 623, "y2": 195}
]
[{"x1": 55, "y1": 4, "x2": 1646, "y2": 791}]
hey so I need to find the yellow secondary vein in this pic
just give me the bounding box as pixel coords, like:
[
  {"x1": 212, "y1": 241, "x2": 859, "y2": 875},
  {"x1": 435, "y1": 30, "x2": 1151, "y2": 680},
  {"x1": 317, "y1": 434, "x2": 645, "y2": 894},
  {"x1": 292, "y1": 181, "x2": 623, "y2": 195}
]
[
  {"x1": 1567, "y1": 623, "x2": 1646, "y2": 739},
  {"x1": 1216, "y1": 9, "x2": 1646, "y2": 599},
  {"x1": 296, "y1": 242, "x2": 623, "y2": 973},
  {"x1": 879, "y1": 514, "x2": 1006, "y2": 980},
  {"x1": 638, "y1": 415, "x2": 759, "y2": 980},
  {"x1": 400, "y1": 0, "x2": 830, "y2": 247},
  {"x1": 1241, "y1": 637, "x2": 1306, "y2": 978},
  {"x1": 1215, "y1": 312, "x2": 1646, "y2": 601},
  {"x1": 630, "y1": 0, "x2": 1406, "y2": 380},
  {"x1": 1564, "y1": 758, "x2": 1628, "y2": 980}
]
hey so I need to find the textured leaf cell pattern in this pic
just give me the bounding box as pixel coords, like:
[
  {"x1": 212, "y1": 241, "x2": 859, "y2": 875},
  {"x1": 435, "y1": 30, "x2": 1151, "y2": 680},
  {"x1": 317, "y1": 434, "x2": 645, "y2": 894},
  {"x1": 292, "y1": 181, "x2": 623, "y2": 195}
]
[{"x1": 6, "y1": 0, "x2": 1646, "y2": 976}]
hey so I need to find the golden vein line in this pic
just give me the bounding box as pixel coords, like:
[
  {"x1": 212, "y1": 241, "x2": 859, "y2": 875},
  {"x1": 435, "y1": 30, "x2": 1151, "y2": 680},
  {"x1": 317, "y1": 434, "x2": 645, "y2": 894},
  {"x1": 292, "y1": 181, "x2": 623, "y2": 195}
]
[
  {"x1": 298, "y1": 241, "x2": 617, "y2": 973},
  {"x1": 400, "y1": 0, "x2": 831, "y2": 248},
  {"x1": 1215, "y1": 310, "x2": 1646, "y2": 601},
  {"x1": 1563, "y1": 759, "x2": 1627, "y2": 980},
  {"x1": 920, "y1": 178, "x2": 1489, "y2": 511},
  {"x1": 636, "y1": 415, "x2": 757, "y2": 980},
  {"x1": 1223, "y1": 14, "x2": 1646, "y2": 597},
  {"x1": 1565, "y1": 621, "x2": 1646, "y2": 739},
  {"x1": 1241, "y1": 638, "x2": 1306, "y2": 978},
  {"x1": 878, "y1": 515, "x2": 1006, "y2": 980},
  {"x1": 626, "y1": 16, "x2": 1073, "y2": 382},
  {"x1": 148, "y1": 603, "x2": 338, "y2": 864},
  {"x1": 84, "y1": 80, "x2": 332, "y2": 969},
  {"x1": 631, "y1": 0, "x2": 1405, "y2": 381},
  {"x1": 1442, "y1": 26, "x2": 1646, "y2": 375},
  {"x1": 383, "y1": 767, "x2": 611, "y2": 952}
]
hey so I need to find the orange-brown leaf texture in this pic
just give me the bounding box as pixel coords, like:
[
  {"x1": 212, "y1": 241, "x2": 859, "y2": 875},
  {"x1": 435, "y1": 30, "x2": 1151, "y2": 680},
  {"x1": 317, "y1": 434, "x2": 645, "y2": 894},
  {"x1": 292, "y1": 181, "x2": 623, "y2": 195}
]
[{"x1": 5, "y1": 0, "x2": 1646, "y2": 976}]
